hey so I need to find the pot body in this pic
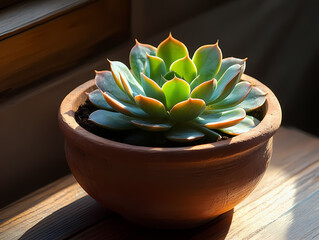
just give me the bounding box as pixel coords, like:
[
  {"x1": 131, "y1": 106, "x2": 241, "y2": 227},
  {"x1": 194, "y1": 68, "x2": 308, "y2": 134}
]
[{"x1": 58, "y1": 75, "x2": 281, "y2": 229}]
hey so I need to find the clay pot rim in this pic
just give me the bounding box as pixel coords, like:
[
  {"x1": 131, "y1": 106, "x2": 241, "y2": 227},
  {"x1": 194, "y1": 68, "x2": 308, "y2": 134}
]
[{"x1": 58, "y1": 74, "x2": 282, "y2": 154}]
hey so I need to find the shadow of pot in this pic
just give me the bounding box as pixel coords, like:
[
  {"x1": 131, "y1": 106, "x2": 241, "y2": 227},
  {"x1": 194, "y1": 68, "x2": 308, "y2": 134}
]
[{"x1": 58, "y1": 74, "x2": 281, "y2": 229}]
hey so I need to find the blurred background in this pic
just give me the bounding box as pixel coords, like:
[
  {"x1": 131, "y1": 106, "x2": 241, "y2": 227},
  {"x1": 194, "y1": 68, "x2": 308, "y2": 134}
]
[{"x1": 0, "y1": 0, "x2": 318, "y2": 207}]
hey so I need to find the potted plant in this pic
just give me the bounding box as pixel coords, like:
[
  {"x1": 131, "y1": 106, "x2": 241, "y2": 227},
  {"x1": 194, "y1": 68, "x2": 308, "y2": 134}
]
[{"x1": 58, "y1": 34, "x2": 281, "y2": 229}]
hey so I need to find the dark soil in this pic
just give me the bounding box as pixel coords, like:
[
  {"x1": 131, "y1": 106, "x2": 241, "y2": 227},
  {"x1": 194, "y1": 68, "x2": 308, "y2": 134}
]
[
  {"x1": 249, "y1": 107, "x2": 264, "y2": 122},
  {"x1": 75, "y1": 100, "x2": 262, "y2": 147}
]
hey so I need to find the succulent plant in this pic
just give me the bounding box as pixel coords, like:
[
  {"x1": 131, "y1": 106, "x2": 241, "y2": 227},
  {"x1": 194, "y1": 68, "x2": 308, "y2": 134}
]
[{"x1": 87, "y1": 34, "x2": 266, "y2": 143}]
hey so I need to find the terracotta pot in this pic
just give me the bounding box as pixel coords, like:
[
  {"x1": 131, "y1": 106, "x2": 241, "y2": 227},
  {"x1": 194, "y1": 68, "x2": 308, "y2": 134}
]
[{"x1": 58, "y1": 74, "x2": 281, "y2": 229}]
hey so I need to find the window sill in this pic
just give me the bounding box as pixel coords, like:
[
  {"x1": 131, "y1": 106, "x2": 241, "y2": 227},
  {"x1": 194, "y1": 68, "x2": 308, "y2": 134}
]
[{"x1": 0, "y1": 0, "x2": 130, "y2": 99}]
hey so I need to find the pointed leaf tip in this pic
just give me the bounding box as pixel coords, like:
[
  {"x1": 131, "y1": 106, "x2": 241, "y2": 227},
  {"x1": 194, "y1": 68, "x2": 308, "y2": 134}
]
[
  {"x1": 162, "y1": 76, "x2": 190, "y2": 110},
  {"x1": 135, "y1": 95, "x2": 168, "y2": 119},
  {"x1": 157, "y1": 34, "x2": 188, "y2": 71},
  {"x1": 129, "y1": 40, "x2": 157, "y2": 81},
  {"x1": 170, "y1": 55, "x2": 197, "y2": 83},
  {"x1": 169, "y1": 98, "x2": 206, "y2": 122},
  {"x1": 94, "y1": 70, "x2": 132, "y2": 103},
  {"x1": 109, "y1": 60, "x2": 145, "y2": 96},
  {"x1": 192, "y1": 43, "x2": 222, "y2": 83},
  {"x1": 214, "y1": 57, "x2": 247, "y2": 81}
]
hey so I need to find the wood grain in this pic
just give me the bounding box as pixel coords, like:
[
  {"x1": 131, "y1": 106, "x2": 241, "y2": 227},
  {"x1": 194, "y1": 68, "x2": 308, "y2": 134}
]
[
  {"x1": 0, "y1": 0, "x2": 130, "y2": 96},
  {"x1": 0, "y1": 175, "x2": 110, "y2": 239},
  {"x1": 1, "y1": 127, "x2": 319, "y2": 239},
  {"x1": 0, "y1": 0, "x2": 89, "y2": 40}
]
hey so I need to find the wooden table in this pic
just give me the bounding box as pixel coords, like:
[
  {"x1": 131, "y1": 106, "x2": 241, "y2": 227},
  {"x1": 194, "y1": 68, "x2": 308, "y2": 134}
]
[{"x1": 1, "y1": 127, "x2": 319, "y2": 240}]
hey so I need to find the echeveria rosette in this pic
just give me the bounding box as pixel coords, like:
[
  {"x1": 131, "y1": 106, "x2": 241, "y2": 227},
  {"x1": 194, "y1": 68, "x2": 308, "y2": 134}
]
[{"x1": 87, "y1": 34, "x2": 267, "y2": 143}]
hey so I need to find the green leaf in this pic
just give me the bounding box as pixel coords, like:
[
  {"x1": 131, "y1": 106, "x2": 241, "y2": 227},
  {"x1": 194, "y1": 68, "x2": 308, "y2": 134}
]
[
  {"x1": 95, "y1": 70, "x2": 132, "y2": 103},
  {"x1": 156, "y1": 33, "x2": 188, "y2": 71},
  {"x1": 144, "y1": 54, "x2": 167, "y2": 85},
  {"x1": 209, "y1": 64, "x2": 242, "y2": 103},
  {"x1": 163, "y1": 71, "x2": 181, "y2": 80},
  {"x1": 162, "y1": 76, "x2": 190, "y2": 110},
  {"x1": 219, "y1": 115, "x2": 260, "y2": 135},
  {"x1": 109, "y1": 60, "x2": 145, "y2": 96},
  {"x1": 169, "y1": 98, "x2": 206, "y2": 122},
  {"x1": 189, "y1": 75, "x2": 201, "y2": 90},
  {"x1": 210, "y1": 81, "x2": 252, "y2": 109},
  {"x1": 129, "y1": 40, "x2": 157, "y2": 81},
  {"x1": 190, "y1": 123, "x2": 222, "y2": 141},
  {"x1": 131, "y1": 119, "x2": 173, "y2": 132},
  {"x1": 87, "y1": 89, "x2": 114, "y2": 111},
  {"x1": 135, "y1": 95, "x2": 168, "y2": 119},
  {"x1": 236, "y1": 86, "x2": 267, "y2": 112},
  {"x1": 169, "y1": 55, "x2": 197, "y2": 83},
  {"x1": 101, "y1": 91, "x2": 148, "y2": 117},
  {"x1": 89, "y1": 110, "x2": 135, "y2": 130},
  {"x1": 215, "y1": 57, "x2": 246, "y2": 81},
  {"x1": 190, "y1": 79, "x2": 217, "y2": 103},
  {"x1": 160, "y1": 75, "x2": 169, "y2": 86},
  {"x1": 165, "y1": 125, "x2": 205, "y2": 142},
  {"x1": 141, "y1": 73, "x2": 166, "y2": 105},
  {"x1": 196, "y1": 108, "x2": 246, "y2": 129},
  {"x1": 119, "y1": 72, "x2": 134, "y2": 100},
  {"x1": 192, "y1": 42, "x2": 222, "y2": 83},
  {"x1": 161, "y1": 75, "x2": 168, "y2": 84}
]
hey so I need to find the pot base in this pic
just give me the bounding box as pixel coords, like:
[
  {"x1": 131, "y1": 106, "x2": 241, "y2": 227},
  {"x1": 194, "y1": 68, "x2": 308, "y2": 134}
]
[{"x1": 120, "y1": 213, "x2": 218, "y2": 230}]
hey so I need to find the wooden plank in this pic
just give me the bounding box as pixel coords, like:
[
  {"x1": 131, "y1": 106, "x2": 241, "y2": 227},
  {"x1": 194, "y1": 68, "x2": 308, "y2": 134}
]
[
  {"x1": 0, "y1": 175, "x2": 110, "y2": 239},
  {"x1": 0, "y1": 175, "x2": 76, "y2": 221},
  {"x1": 0, "y1": 0, "x2": 130, "y2": 97},
  {"x1": 225, "y1": 150, "x2": 319, "y2": 239},
  {"x1": 0, "y1": 0, "x2": 89, "y2": 40},
  {"x1": 238, "y1": 127, "x2": 319, "y2": 205},
  {"x1": 1, "y1": 127, "x2": 318, "y2": 239},
  {"x1": 249, "y1": 190, "x2": 319, "y2": 240}
]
